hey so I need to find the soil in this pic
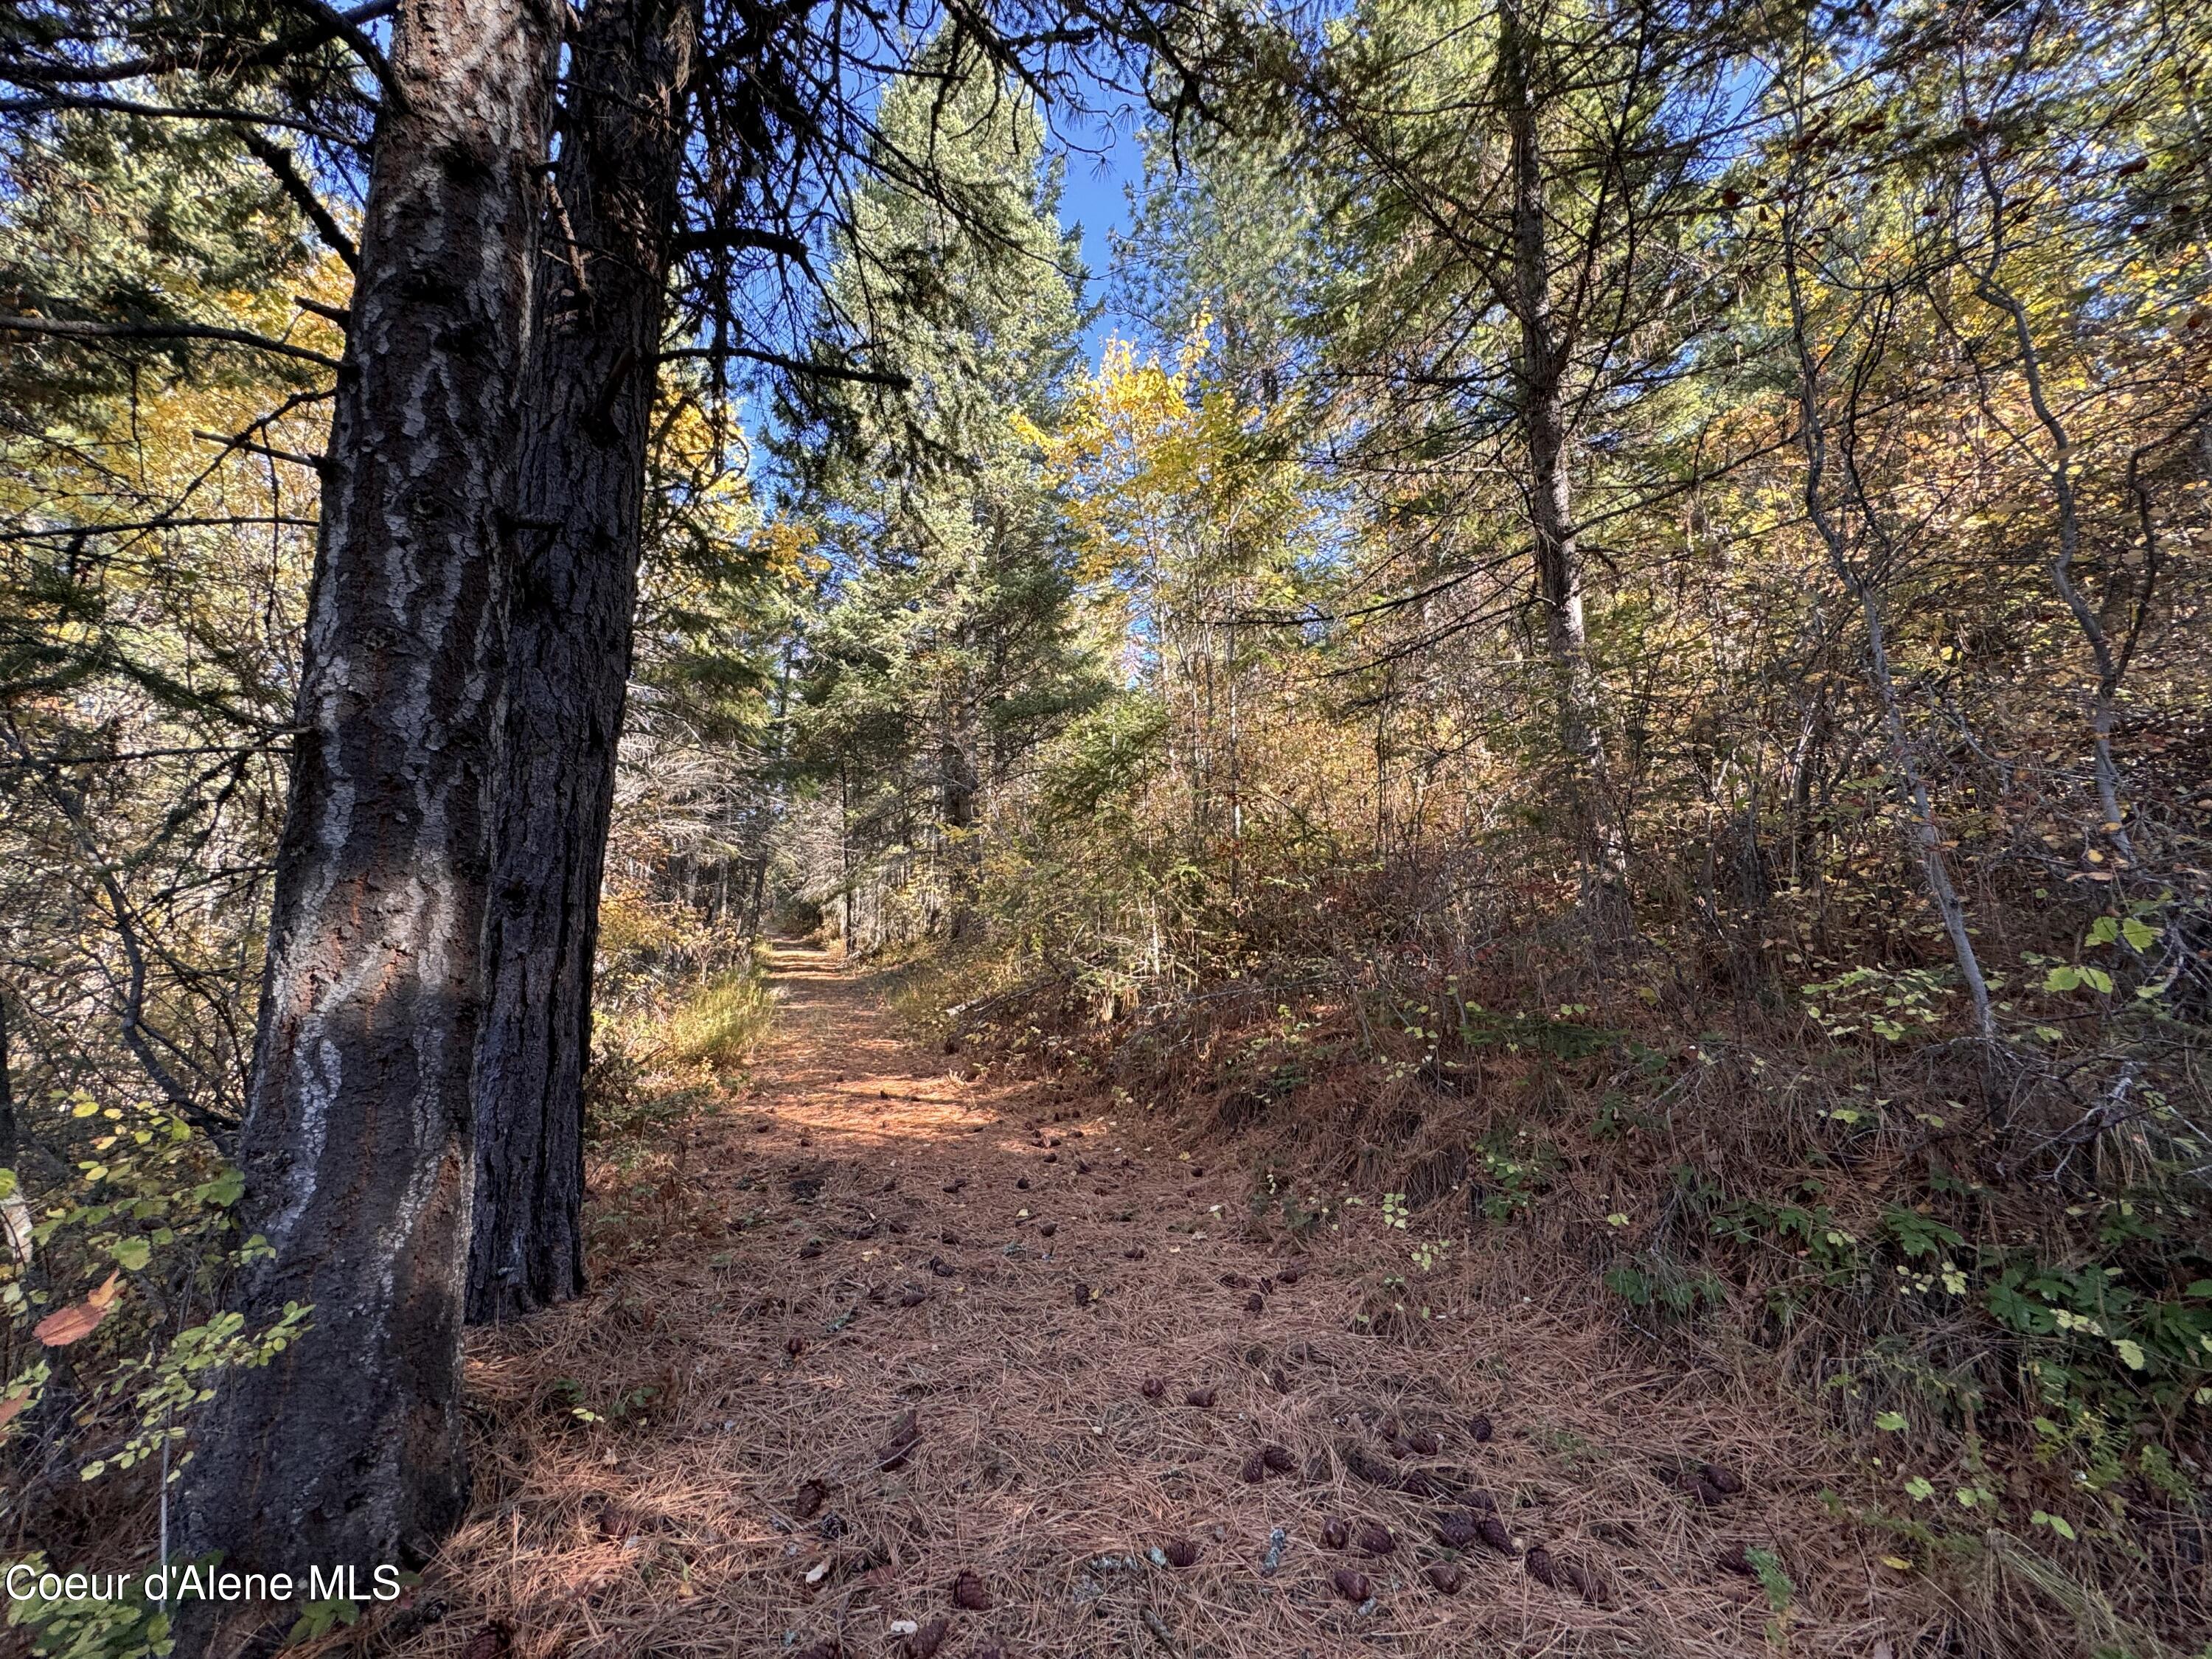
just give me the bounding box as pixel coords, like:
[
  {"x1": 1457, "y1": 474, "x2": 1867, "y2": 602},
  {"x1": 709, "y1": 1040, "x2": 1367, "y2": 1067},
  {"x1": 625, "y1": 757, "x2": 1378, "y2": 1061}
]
[{"x1": 375, "y1": 943, "x2": 1916, "y2": 1659}]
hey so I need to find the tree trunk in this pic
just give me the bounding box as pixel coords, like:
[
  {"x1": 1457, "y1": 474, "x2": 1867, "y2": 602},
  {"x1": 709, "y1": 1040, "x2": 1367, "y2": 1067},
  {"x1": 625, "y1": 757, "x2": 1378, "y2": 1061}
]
[
  {"x1": 1500, "y1": 0, "x2": 1631, "y2": 936},
  {"x1": 745, "y1": 855, "x2": 770, "y2": 939},
  {"x1": 175, "y1": 0, "x2": 557, "y2": 1631},
  {"x1": 1780, "y1": 209, "x2": 1998, "y2": 1051},
  {"x1": 941, "y1": 706, "x2": 978, "y2": 943},
  {"x1": 468, "y1": 0, "x2": 699, "y2": 1323},
  {"x1": 0, "y1": 986, "x2": 14, "y2": 1172}
]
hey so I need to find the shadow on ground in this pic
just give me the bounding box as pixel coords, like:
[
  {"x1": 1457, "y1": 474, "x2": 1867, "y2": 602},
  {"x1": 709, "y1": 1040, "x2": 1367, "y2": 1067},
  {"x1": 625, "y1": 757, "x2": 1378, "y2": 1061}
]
[{"x1": 366, "y1": 943, "x2": 1913, "y2": 1659}]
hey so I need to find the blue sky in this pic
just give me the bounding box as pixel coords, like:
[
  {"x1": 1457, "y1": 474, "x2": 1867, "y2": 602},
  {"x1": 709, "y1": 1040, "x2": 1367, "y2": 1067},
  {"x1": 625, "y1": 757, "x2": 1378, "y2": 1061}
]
[{"x1": 1048, "y1": 104, "x2": 1150, "y2": 361}]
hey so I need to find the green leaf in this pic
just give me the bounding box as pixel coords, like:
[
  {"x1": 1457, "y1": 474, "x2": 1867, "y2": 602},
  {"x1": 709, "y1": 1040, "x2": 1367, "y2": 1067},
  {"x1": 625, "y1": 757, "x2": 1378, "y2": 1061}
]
[
  {"x1": 1904, "y1": 1475, "x2": 1935, "y2": 1501},
  {"x1": 194, "y1": 1168, "x2": 244, "y2": 1207},
  {"x1": 111, "y1": 1237, "x2": 150, "y2": 1271},
  {"x1": 2112, "y1": 1338, "x2": 2146, "y2": 1371},
  {"x1": 2121, "y1": 917, "x2": 2156, "y2": 950},
  {"x1": 2042, "y1": 965, "x2": 2081, "y2": 992},
  {"x1": 2087, "y1": 916, "x2": 2119, "y2": 946},
  {"x1": 1987, "y1": 1277, "x2": 2058, "y2": 1335},
  {"x1": 1874, "y1": 1411, "x2": 1908, "y2": 1431},
  {"x1": 2079, "y1": 966, "x2": 2113, "y2": 994}
]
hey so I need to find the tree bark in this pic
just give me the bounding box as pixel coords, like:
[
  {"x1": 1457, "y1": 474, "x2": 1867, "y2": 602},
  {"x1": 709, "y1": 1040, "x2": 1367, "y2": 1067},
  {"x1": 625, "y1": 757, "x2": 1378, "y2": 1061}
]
[
  {"x1": 467, "y1": 0, "x2": 698, "y2": 1322},
  {"x1": 0, "y1": 986, "x2": 14, "y2": 1173},
  {"x1": 175, "y1": 0, "x2": 557, "y2": 1630},
  {"x1": 1500, "y1": 0, "x2": 1631, "y2": 936},
  {"x1": 940, "y1": 692, "x2": 979, "y2": 943}
]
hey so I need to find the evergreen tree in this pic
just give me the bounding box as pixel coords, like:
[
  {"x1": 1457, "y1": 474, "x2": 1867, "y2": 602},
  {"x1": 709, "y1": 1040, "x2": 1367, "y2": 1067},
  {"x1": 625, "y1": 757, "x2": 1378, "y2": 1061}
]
[
  {"x1": 1267, "y1": 0, "x2": 1749, "y2": 936},
  {"x1": 784, "y1": 41, "x2": 1105, "y2": 946},
  {"x1": 467, "y1": 0, "x2": 698, "y2": 1326},
  {"x1": 172, "y1": 0, "x2": 561, "y2": 1615}
]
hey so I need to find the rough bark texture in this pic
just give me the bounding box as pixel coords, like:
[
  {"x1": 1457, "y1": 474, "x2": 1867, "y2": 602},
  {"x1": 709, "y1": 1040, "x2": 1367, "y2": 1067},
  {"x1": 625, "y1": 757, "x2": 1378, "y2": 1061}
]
[
  {"x1": 0, "y1": 989, "x2": 13, "y2": 1171},
  {"x1": 175, "y1": 0, "x2": 556, "y2": 1629},
  {"x1": 467, "y1": 0, "x2": 697, "y2": 1322}
]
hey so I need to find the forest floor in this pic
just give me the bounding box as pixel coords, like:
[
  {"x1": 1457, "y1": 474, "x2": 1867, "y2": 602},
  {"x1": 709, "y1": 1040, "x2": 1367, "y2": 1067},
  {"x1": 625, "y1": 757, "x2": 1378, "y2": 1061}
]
[{"x1": 372, "y1": 943, "x2": 1920, "y2": 1659}]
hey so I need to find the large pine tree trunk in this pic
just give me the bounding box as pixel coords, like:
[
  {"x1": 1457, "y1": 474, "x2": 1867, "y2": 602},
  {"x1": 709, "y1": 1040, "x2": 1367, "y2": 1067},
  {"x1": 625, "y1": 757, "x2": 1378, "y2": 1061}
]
[
  {"x1": 467, "y1": 0, "x2": 697, "y2": 1322},
  {"x1": 175, "y1": 0, "x2": 557, "y2": 1630},
  {"x1": 1501, "y1": 0, "x2": 1631, "y2": 936}
]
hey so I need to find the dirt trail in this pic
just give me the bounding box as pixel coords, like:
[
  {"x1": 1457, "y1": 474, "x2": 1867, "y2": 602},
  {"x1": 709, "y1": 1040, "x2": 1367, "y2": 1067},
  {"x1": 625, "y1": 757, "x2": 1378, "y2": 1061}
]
[{"x1": 389, "y1": 944, "x2": 1903, "y2": 1659}]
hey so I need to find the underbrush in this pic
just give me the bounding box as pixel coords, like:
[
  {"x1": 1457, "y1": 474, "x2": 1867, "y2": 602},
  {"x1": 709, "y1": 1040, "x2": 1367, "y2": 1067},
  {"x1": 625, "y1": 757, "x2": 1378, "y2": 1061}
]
[
  {"x1": 578, "y1": 904, "x2": 776, "y2": 1274},
  {"x1": 1, "y1": 897, "x2": 776, "y2": 1658},
  {"x1": 659, "y1": 967, "x2": 776, "y2": 1073},
  {"x1": 593, "y1": 888, "x2": 775, "y2": 1092},
  {"x1": 922, "y1": 859, "x2": 2212, "y2": 1659},
  {"x1": 1, "y1": 1095, "x2": 306, "y2": 1658}
]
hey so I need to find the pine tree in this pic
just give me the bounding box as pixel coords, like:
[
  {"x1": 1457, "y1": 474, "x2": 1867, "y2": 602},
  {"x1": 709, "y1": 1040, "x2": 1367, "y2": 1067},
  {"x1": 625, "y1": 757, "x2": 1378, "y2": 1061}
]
[
  {"x1": 172, "y1": 0, "x2": 560, "y2": 1618},
  {"x1": 467, "y1": 0, "x2": 698, "y2": 1326},
  {"x1": 785, "y1": 41, "x2": 1105, "y2": 946},
  {"x1": 1275, "y1": 0, "x2": 1744, "y2": 936}
]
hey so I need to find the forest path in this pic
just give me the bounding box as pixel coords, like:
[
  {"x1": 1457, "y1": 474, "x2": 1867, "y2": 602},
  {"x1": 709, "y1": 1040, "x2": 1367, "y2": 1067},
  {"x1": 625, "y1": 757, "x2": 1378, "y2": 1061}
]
[{"x1": 391, "y1": 944, "x2": 1892, "y2": 1659}]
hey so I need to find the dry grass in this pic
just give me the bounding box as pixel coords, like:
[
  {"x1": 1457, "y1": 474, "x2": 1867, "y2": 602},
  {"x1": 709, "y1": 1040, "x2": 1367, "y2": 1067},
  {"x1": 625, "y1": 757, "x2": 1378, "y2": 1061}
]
[
  {"x1": 288, "y1": 942, "x2": 1992, "y2": 1659},
  {"x1": 658, "y1": 958, "x2": 778, "y2": 1070},
  {"x1": 918, "y1": 920, "x2": 2212, "y2": 1659}
]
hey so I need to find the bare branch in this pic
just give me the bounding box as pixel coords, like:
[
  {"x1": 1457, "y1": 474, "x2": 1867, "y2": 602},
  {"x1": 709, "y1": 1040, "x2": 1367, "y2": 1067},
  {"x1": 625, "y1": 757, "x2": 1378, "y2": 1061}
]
[
  {"x1": 0, "y1": 315, "x2": 343, "y2": 371},
  {"x1": 658, "y1": 342, "x2": 911, "y2": 389},
  {"x1": 241, "y1": 130, "x2": 361, "y2": 271}
]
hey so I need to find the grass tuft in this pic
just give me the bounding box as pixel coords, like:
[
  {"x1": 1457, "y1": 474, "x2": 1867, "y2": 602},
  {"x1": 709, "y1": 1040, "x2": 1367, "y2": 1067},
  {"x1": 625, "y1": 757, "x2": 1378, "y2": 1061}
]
[{"x1": 661, "y1": 958, "x2": 776, "y2": 1070}]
